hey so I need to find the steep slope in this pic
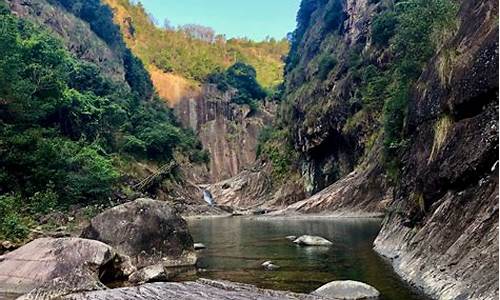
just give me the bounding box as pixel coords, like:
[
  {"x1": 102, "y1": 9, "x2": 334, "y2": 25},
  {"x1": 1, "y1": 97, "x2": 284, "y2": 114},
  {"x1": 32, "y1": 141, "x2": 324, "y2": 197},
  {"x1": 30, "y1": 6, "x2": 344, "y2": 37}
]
[{"x1": 0, "y1": 0, "x2": 208, "y2": 241}]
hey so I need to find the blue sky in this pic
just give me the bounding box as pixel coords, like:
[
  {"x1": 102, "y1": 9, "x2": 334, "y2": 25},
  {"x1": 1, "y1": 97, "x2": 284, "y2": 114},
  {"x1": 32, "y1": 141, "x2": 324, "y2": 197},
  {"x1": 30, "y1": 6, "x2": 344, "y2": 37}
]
[{"x1": 139, "y1": 0, "x2": 302, "y2": 41}]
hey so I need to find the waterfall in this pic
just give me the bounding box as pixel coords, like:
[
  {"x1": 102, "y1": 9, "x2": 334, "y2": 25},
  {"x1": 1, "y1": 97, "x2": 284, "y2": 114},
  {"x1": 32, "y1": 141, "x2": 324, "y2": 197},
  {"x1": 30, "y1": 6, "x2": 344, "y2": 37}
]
[{"x1": 203, "y1": 190, "x2": 215, "y2": 206}]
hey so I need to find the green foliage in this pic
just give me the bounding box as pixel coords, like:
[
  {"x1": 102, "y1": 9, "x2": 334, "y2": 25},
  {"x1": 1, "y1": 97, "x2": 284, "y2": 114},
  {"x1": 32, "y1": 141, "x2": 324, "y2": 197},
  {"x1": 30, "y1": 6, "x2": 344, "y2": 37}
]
[
  {"x1": 208, "y1": 62, "x2": 267, "y2": 105},
  {"x1": 256, "y1": 127, "x2": 297, "y2": 181},
  {"x1": 381, "y1": 0, "x2": 458, "y2": 155},
  {"x1": 318, "y1": 55, "x2": 337, "y2": 80},
  {"x1": 372, "y1": 12, "x2": 398, "y2": 47},
  {"x1": 49, "y1": 0, "x2": 154, "y2": 99},
  {"x1": 0, "y1": 194, "x2": 29, "y2": 241},
  {"x1": 0, "y1": 8, "x2": 208, "y2": 232}
]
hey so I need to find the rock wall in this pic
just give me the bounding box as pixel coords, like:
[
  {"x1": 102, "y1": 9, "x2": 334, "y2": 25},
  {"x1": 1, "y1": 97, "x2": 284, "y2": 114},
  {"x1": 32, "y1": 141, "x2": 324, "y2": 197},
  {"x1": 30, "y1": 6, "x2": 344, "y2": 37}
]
[
  {"x1": 374, "y1": 0, "x2": 499, "y2": 299},
  {"x1": 174, "y1": 84, "x2": 274, "y2": 183},
  {"x1": 270, "y1": 0, "x2": 499, "y2": 298}
]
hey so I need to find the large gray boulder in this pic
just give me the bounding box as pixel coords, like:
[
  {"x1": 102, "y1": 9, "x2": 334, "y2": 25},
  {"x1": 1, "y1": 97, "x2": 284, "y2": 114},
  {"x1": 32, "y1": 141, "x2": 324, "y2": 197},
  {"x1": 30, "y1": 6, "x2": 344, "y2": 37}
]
[
  {"x1": 312, "y1": 280, "x2": 380, "y2": 300},
  {"x1": 0, "y1": 238, "x2": 124, "y2": 294},
  {"x1": 62, "y1": 279, "x2": 327, "y2": 300},
  {"x1": 81, "y1": 198, "x2": 196, "y2": 269}
]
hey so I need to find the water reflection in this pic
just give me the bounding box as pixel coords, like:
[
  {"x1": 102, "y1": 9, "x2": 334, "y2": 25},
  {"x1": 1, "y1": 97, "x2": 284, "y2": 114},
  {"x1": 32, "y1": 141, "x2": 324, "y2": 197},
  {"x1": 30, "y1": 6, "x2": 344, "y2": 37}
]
[{"x1": 187, "y1": 216, "x2": 429, "y2": 300}]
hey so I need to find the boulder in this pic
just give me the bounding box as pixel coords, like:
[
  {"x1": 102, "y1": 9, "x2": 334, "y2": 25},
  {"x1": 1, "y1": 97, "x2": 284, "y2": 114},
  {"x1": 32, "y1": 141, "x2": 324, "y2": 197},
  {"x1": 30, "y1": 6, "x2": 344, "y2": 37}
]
[
  {"x1": 0, "y1": 238, "x2": 122, "y2": 294},
  {"x1": 61, "y1": 279, "x2": 327, "y2": 300},
  {"x1": 286, "y1": 235, "x2": 297, "y2": 241},
  {"x1": 312, "y1": 280, "x2": 380, "y2": 300},
  {"x1": 81, "y1": 198, "x2": 196, "y2": 269},
  {"x1": 293, "y1": 235, "x2": 333, "y2": 246}
]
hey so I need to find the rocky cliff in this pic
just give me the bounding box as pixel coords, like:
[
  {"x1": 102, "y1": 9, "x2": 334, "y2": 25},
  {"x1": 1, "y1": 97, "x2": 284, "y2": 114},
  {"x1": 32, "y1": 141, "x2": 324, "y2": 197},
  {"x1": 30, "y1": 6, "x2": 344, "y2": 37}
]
[
  {"x1": 374, "y1": 0, "x2": 499, "y2": 299},
  {"x1": 279, "y1": 0, "x2": 499, "y2": 298},
  {"x1": 172, "y1": 84, "x2": 274, "y2": 183}
]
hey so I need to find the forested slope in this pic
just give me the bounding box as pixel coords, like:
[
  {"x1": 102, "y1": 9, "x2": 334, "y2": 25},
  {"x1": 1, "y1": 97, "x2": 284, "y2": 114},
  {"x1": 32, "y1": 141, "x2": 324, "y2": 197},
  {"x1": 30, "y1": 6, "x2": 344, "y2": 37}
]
[{"x1": 0, "y1": 0, "x2": 207, "y2": 241}]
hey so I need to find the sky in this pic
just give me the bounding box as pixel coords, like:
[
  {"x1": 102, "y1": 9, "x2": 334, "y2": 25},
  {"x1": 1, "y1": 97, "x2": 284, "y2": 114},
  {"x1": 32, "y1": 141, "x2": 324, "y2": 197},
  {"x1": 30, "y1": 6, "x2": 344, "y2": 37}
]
[{"x1": 139, "y1": 0, "x2": 302, "y2": 41}]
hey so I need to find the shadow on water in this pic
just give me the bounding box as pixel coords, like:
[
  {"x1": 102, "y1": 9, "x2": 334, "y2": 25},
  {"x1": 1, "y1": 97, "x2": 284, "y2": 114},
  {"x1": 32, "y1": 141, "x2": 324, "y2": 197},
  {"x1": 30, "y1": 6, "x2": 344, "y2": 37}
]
[{"x1": 185, "y1": 216, "x2": 431, "y2": 300}]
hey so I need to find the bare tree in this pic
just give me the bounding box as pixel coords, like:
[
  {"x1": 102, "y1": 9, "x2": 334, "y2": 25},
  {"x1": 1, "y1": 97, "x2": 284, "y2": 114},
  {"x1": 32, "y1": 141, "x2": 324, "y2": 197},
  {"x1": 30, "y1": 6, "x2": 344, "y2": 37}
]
[{"x1": 179, "y1": 24, "x2": 216, "y2": 43}]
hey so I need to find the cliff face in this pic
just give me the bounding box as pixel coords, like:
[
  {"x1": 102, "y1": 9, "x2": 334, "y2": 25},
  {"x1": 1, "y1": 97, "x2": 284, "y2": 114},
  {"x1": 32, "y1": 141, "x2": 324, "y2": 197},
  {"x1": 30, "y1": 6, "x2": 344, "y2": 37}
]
[
  {"x1": 374, "y1": 0, "x2": 499, "y2": 299},
  {"x1": 174, "y1": 84, "x2": 274, "y2": 183},
  {"x1": 283, "y1": 0, "x2": 382, "y2": 196}
]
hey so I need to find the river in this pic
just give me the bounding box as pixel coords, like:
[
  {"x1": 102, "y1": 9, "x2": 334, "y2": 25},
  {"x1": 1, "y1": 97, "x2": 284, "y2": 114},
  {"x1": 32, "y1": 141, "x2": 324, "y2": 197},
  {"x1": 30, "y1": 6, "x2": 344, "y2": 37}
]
[{"x1": 186, "y1": 216, "x2": 430, "y2": 300}]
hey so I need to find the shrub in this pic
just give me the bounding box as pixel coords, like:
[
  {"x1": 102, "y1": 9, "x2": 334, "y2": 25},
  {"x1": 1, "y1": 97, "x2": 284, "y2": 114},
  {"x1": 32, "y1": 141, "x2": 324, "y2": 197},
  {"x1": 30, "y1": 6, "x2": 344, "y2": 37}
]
[
  {"x1": 318, "y1": 55, "x2": 337, "y2": 80},
  {"x1": 372, "y1": 12, "x2": 398, "y2": 47},
  {"x1": 0, "y1": 194, "x2": 29, "y2": 241}
]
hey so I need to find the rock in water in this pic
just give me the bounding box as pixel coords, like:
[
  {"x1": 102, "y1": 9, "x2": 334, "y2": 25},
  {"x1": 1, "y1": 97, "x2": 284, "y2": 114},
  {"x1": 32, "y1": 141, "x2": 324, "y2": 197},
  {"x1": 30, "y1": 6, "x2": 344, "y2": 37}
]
[
  {"x1": 194, "y1": 243, "x2": 206, "y2": 250},
  {"x1": 81, "y1": 198, "x2": 196, "y2": 269},
  {"x1": 0, "y1": 238, "x2": 121, "y2": 294},
  {"x1": 293, "y1": 235, "x2": 333, "y2": 246},
  {"x1": 312, "y1": 280, "x2": 380, "y2": 300},
  {"x1": 262, "y1": 261, "x2": 280, "y2": 271}
]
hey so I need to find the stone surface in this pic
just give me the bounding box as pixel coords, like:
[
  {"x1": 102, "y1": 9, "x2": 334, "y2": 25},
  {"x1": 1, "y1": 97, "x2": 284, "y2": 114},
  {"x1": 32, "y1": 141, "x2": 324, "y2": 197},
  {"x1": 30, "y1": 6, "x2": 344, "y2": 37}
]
[
  {"x1": 129, "y1": 264, "x2": 168, "y2": 284},
  {"x1": 293, "y1": 235, "x2": 333, "y2": 246},
  {"x1": 312, "y1": 280, "x2": 380, "y2": 300},
  {"x1": 62, "y1": 279, "x2": 326, "y2": 300},
  {"x1": 17, "y1": 268, "x2": 106, "y2": 300},
  {"x1": 174, "y1": 84, "x2": 275, "y2": 182},
  {"x1": 0, "y1": 238, "x2": 118, "y2": 294},
  {"x1": 81, "y1": 198, "x2": 196, "y2": 269}
]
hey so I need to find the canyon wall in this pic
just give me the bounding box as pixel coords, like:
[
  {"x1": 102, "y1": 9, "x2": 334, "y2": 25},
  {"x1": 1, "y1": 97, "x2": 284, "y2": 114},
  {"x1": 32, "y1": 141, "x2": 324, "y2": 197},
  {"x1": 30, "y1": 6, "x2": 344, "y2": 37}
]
[
  {"x1": 281, "y1": 0, "x2": 499, "y2": 298},
  {"x1": 374, "y1": 0, "x2": 499, "y2": 298}
]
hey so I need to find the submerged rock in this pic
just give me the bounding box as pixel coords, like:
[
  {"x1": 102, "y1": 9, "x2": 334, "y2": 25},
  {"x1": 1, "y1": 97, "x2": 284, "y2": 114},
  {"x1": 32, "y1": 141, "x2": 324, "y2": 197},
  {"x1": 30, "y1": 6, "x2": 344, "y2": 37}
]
[
  {"x1": 312, "y1": 280, "x2": 380, "y2": 300},
  {"x1": 0, "y1": 238, "x2": 121, "y2": 294},
  {"x1": 293, "y1": 235, "x2": 333, "y2": 246},
  {"x1": 262, "y1": 261, "x2": 280, "y2": 271},
  {"x1": 81, "y1": 198, "x2": 196, "y2": 269}
]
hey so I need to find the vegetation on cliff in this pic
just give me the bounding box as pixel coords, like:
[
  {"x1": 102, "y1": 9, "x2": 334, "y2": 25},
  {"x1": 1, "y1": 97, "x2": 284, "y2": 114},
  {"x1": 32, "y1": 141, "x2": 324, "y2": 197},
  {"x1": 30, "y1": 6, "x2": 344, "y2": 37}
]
[
  {"x1": 259, "y1": 0, "x2": 460, "y2": 189},
  {"x1": 0, "y1": 2, "x2": 206, "y2": 240}
]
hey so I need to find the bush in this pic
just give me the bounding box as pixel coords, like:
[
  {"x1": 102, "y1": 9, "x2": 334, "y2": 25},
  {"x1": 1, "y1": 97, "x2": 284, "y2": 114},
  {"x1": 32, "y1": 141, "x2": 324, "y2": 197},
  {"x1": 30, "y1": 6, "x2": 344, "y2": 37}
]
[
  {"x1": 0, "y1": 194, "x2": 29, "y2": 241},
  {"x1": 318, "y1": 55, "x2": 337, "y2": 80},
  {"x1": 29, "y1": 183, "x2": 58, "y2": 214},
  {"x1": 372, "y1": 12, "x2": 398, "y2": 47}
]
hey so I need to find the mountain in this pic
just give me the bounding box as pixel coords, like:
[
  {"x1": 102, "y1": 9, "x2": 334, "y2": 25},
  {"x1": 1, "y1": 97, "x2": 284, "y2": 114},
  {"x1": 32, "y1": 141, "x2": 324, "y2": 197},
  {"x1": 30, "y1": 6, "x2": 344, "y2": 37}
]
[{"x1": 102, "y1": 0, "x2": 289, "y2": 183}]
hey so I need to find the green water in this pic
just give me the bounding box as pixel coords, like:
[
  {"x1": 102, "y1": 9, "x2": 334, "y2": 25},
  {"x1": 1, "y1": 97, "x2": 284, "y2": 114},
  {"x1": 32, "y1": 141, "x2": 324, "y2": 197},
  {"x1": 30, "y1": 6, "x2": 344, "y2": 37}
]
[{"x1": 187, "y1": 216, "x2": 429, "y2": 300}]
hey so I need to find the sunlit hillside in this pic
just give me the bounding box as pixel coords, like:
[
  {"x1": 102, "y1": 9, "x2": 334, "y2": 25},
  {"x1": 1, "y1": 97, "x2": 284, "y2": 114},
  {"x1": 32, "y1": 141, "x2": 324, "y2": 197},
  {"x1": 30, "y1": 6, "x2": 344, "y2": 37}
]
[{"x1": 104, "y1": 0, "x2": 289, "y2": 95}]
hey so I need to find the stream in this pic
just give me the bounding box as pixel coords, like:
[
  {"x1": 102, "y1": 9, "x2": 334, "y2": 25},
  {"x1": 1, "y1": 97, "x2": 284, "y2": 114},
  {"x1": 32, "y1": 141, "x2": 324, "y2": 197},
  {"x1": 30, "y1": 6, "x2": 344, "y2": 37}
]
[{"x1": 185, "y1": 216, "x2": 430, "y2": 300}]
